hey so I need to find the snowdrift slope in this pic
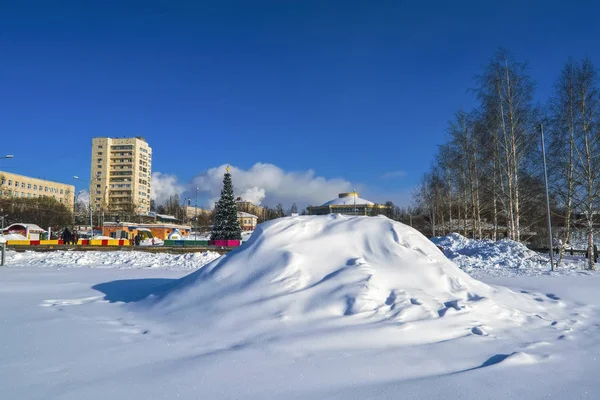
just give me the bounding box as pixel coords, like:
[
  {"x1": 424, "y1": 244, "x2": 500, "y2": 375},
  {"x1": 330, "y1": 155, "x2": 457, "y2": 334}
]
[{"x1": 150, "y1": 215, "x2": 566, "y2": 347}]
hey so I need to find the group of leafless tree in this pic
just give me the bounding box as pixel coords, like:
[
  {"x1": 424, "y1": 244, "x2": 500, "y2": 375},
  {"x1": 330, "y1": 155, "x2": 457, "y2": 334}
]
[
  {"x1": 415, "y1": 49, "x2": 600, "y2": 269},
  {"x1": 0, "y1": 196, "x2": 73, "y2": 230}
]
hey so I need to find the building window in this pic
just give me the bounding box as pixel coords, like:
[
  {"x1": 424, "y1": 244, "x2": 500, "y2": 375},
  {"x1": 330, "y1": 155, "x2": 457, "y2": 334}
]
[
  {"x1": 97, "y1": 152, "x2": 102, "y2": 155},
  {"x1": 22, "y1": 183, "x2": 25, "y2": 188},
  {"x1": 45, "y1": 187, "x2": 48, "y2": 192},
  {"x1": 14, "y1": 181, "x2": 18, "y2": 187},
  {"x1": 60, "y1": 189, "x2": 63, "y2": 194},
  {"x1": 27, "y1": 184, "x2": 31, "y2": 189}
]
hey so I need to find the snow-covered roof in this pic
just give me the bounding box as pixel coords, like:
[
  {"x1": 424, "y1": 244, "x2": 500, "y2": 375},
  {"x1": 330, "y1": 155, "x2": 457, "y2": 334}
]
[
  {"x1": 3, "y1": 223, "x2": 47, "y2": 233},
  {"x1": 155, "y1": 214, "x2": 178, "y2": 221},
  {"x1": 238, "y1": 211, "x2": 258, "y2": 219},
  {"x1": 321, "y1": 192, "x2": 374, "y2": 206}
]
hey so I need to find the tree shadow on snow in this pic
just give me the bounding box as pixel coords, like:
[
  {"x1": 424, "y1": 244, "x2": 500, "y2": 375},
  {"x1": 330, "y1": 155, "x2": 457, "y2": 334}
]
[{"x1": 92, "y1": 278, "x2": 177, "y2": 303}]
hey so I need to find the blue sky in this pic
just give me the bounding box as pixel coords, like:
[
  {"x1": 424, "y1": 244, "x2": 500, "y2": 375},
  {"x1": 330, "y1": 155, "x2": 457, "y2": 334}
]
[{"x1": 1, "y1": 1, "x2": 599, "y2": 208}]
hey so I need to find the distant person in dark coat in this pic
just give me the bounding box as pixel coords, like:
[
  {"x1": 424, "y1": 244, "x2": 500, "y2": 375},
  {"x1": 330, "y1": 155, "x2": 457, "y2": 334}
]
[
  {"x1": 62, "y1": 228, "x2": 72, "y2": 245},
  {"x1": 134, "y1": 234, "x2": 141, "y2": 246}
]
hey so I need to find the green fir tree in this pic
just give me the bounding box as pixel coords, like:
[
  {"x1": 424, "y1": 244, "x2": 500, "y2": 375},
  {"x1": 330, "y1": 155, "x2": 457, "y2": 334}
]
[{"x1": 211, "y1": 167, "x2": 242, "y2": 241}]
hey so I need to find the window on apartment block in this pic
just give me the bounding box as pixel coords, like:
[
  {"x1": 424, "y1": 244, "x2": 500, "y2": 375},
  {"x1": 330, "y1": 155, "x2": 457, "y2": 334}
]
[
  {"x1": 14, "y1": 181, "x2": 18, "y2": 187},
  {"x1": 27, "y1": 184, "x2": 31, "y2": 189}
]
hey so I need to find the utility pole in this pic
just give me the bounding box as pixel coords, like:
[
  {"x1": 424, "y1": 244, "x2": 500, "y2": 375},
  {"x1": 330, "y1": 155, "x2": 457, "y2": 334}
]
[{"x1": 540, "y1": 124, "x2": 555, "y2": 271}]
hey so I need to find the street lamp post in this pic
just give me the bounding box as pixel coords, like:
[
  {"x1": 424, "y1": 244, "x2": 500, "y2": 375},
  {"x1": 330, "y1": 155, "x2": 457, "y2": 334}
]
[
  {"x1": 540, "y1": 124, "x2": 555, "y2": 271},
  {"x1": 74, "y1": 174, "x2": 101, "y2": 237}
]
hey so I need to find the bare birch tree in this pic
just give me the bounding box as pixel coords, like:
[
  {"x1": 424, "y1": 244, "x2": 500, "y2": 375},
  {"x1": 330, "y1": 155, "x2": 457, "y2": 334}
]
[
  {"x1": 568, "y1": 59, "x2": 600, "y2": 270},
  {"x1": 477, "y1": 49, "x2": 537, "y2": 241}
]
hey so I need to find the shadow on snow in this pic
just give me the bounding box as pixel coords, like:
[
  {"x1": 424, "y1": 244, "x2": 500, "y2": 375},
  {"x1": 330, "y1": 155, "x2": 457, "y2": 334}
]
[{"x1": 92, "y1": 278, "x2": 177, "y2": 303}]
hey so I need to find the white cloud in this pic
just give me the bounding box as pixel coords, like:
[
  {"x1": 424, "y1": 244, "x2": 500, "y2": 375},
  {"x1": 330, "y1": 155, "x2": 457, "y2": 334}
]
[
  {"x1": 381, "y1": 170, "x2": 407, "y2": 179},
  {"x1": 151, "y1": 172, "x2": 185, "y2": 204},
  {"x1": 75, "y1": 189, "x2": 90, "y2": 205},
  {"x1": 189, "y1": 163, "x2": 353, "y2": 208},
  {"x1": 149, "y1": 163, "x2": 413, "y2": 209}
]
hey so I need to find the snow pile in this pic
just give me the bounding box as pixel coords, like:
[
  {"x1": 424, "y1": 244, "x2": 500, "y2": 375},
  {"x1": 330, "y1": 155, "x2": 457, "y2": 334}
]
[
  {"x1": 140, "y1": 238, "x2": 164, "y2": 246},
  {"x1": 432, "y1": 233, "x2": 585, "y2": 275},
  {"x1": 149, "y1": 215, "x2": 566, "y2": 348},
  {"x1": 7, "y1": 250, "x2": 221, "y2": 271},
  {"x1": 91, "y1": 235, "x2": 114, "y2": 240},
  {"x1": 432, "y1": 232, "x2": 541, "y2": 271}
]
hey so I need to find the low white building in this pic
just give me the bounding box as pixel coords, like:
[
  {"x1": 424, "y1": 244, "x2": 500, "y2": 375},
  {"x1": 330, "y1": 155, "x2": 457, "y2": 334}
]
[
  {"x1": 2, "y1": 223, "x2": 47, "y2": 240},
  {"x1": 238, "y1": 211, "x2": 258, "y2": 231}
]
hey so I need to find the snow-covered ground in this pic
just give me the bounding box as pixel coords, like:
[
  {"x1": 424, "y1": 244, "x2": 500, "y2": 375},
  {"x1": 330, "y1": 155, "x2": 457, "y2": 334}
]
[
  {"x1": 1, "y1": 216, "x2": 599, "y2": 399},
  {"x1": 5, "y1": 249, "x2": 221, "y2": 270},
  {"x1": 432, "y1": 232, "x2": 591, "y2": 276}
]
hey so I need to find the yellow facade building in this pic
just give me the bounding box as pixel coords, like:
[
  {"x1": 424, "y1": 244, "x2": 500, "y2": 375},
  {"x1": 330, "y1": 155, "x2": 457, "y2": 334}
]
[
  {"x1": 91, "y1": 137, "x2": 152, "y2": 215},
  {"x1": 0, "y1": 170, "x2": 75, "y2": 209}
]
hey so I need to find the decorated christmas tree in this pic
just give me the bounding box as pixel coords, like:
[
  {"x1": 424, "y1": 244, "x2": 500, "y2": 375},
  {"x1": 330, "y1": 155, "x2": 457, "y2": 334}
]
[{"x1": 210, "y1": 166, "x2": 242, "y2": 241}]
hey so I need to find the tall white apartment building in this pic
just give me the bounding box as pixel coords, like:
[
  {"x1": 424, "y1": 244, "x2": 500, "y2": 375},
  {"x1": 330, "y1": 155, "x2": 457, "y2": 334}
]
[{"x1": 90, "y1": 137, "x2": 152, "y2": 215}]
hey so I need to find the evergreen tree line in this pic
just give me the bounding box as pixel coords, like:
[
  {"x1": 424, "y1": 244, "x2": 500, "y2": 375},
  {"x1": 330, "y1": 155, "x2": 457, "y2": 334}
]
[{"x1": 415, "y1": 49, "x2": 600, "y2": 269}]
